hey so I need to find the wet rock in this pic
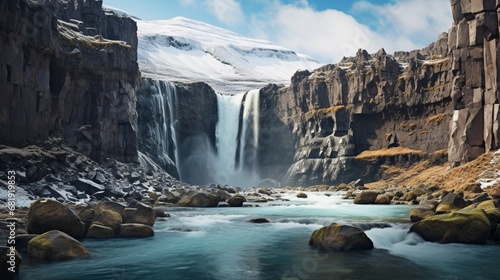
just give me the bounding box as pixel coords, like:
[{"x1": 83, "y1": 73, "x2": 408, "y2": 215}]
[
  {"x1": 353, "y1": 191, "x2": 379, "y2": 204},
  {"x1": 410, "y1": 206, "x2": 436, "y2": 222},
  {"x1": 495, "y1": 224, "x2": 500, "y2": 242},
  {"x1": 27, "y1": 198, "x2": 85, "y2": 239},
  {"x1": 154, "y1": 209, "x2": 170, "y2": 218},
  {"x1": 119, "y1": 223, "x2": 154, "y2": 238},
  {"x1": 250, "y1": 218, "x2": 271, "y2": 223},
  {"x1": 0, "y1": 246, "x2": 22, "y2": 279},
  {"x1": 309, "y1": 223, "x2": 373, "y2": 252},
  {"x1": 71, "y1": 178, "x2": 105, "y2": 195},
  {"x1": 296, "y1": 192, "x2": 308, "y2": 199},
  {"x1": 227, "y1": 195, "x2": 246, "y2": 207},
  {"x1": 410, "y1": 209, "x2": 490, "y2": 244},
  {"x1": 158, "y1": 191, "x2": 180, "y2": 204},
  {"x1": 27, "y1": 230, "x2": 90, "y2": 261},
  {"x1": 86, "y1": 224, "x2": 115, "y2": 239},
  {"x1": 126, "y1": 203, "x2": 156, "y2": 226}
]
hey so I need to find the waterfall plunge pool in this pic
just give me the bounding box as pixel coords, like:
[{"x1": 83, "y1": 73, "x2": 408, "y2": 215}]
[{"x1": 20, "y1": 192, "x2": 500, "y2": 280}]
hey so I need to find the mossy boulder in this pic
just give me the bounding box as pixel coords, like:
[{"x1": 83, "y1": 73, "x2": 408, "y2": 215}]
[
  {"x1": 409, "y1": 209, "x2": 490, "y2": 244},
  {"x1": 435, "y1": 193, "x2": 467, "y2": 214},
  {"x1": 227, "y1": 195, "x2": 246, "y2": 207},
  {"x1": 27, "y1": 230, "x2": 90, "y2": 261},
  {"x1": 410, "y1": 206, "x2": 435, "y2": 222},
  {"x1": 0, "y1": 246, "x2": 22, "y2": 279},
  {"x1": 92, "y1": 210, "x2": 123, "y2": 233},
  {"x1": 13, "y1": 234, "x2": 38, "y2": 253},
  {"x1": 309, "y1": 223, "x2": 373, "y2": 252},
  {"x1": 353, "y1": 191, "x2": 379, "y2": 204},
  {"x1": 178, "y1": 192, "x2": 219, "y2": 207},
  {"x1": 476, "y1": 200, "x2": 500, "y2": 211},
  {"x1": 119, "y1": 223, "x2": 154, "y2": 238},
  {"x1": 86, "y1": 224, "x2": 115, "y2": 239},
  {"x1": 27, "y1": 198, "x2": 85, "y2": 239},
  {"x1": 126, "y1": 203, "x2": 156, "y2": 226}
]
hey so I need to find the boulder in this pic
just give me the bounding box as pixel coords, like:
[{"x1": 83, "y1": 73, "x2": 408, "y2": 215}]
[
  {"x1": 154, "y1": 208, "x2": 170, "y2": 218},
  {"x1": 92, "y1": 210, "x2": 123, "y2": 233},
  {"x1": 410, "y1": 209, "x2": 490, "y2": 244},
  {"x1": 374, "y1": 195, "x2": 391, "y2": 205},
  {"x1": 178, "y1": 192, "x2": 219, "y2": 207},
  {"x1": 119, "y1": 223, "x2": 154, "y2": 238},
  {"x1": 158, "y1": 191, "x2": 180, "y2": 204},
  {"x1": 476, "y1": 200, "x2": 499, "y2": 211},
  {"x1": 296, "y1": 192, "x2": 308, "y2": 199},
  {"x1": 27, "y1": 198, "x2": 85, "y2": 238},
  {"x1": 126, "y1": 203, "x2": 156, "y2": 226},
  {"x1": 27, "y1": 230, "x2": 90, "y2": 261},
  {"x1": 309, "y1": 223, "x2": 374, "y2": 252},
  {"x1": 71, "y1": 178, "x2": 105, "y2": 195},
  {"x1": 86, "y1": 224, "x2": 115, "y2": 239},
  {"x1": 353, "y1": 191, "x2": 379, "y2": 204},
  {"x1": 250, "y1": 218, "x2": 271, "y2": 223},
  {"x1": 410, "y1": 206, "x2": 435, "y2": 222},
  {"x1": 95, "y1": 200, "x2": 125, "y2": 217},
  {"x1": 227, "y1": 195, "x2": 246, "y2": 207},
  {"x1": 435, "y1": 193, "x2": 467, "y2": 214},
  {"x1": 0, "y1": 246, "x2": 21, "y2": 279}
]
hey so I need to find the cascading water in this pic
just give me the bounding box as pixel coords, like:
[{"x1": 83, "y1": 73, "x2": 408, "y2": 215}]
[
  {"x1": 212, "y1": 89, "x2": 261, "y2": 187},
  {"x1": 150, "y1": 80, "x2": 180, "y2": 176},
  {"x1": 238, "y1": 89, "x2": 260, "y2": 174}
]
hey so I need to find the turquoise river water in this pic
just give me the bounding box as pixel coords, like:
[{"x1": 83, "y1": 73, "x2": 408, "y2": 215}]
[{"x1": 19, "y1": 192, "x2": 500, "y2": 280}]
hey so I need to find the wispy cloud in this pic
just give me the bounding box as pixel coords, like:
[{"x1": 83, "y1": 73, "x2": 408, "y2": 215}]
[
  {"x1": 178, "y1": 0, "x2": 244, "y2": 25},
  {"x1": 250, "y1": 0, "x2": 452, "y2": 64}
]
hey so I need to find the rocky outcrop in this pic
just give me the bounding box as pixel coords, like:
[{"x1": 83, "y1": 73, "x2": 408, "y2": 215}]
[
  {"x1": 0, "y1": 0, "x2": 140, "y2": 163},
  {"x1": 448, "y1": 0, "x2": 500, "y2": 165},
  {"x1": 259, "y1": 38, "x2": 452, "y2": 186}
]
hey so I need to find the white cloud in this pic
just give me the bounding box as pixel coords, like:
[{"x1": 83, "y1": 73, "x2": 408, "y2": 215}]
[
  {"x1": 249, "y1": 0, "x2": 452, "y2": 64},
  {"x1": 178, "y1": 0, "x2": 244, "y2": 25},
  {"x1": 206, "y1": 0, "x2": 245, "y2": 25}
]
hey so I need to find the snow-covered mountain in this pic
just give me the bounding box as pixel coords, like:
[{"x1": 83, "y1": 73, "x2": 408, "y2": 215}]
[{"x1": 136, "y1": 17, "x2": 322, "y2": 94}]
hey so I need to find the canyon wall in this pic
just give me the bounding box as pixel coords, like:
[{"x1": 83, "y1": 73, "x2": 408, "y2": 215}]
[
  {"x1": 448, "y1": 0, "x2": 500, "y2": 165},
  {"x1": 0, "y1": 0, "x2": 139, "y2": 163},
  {"x1": 259, "y1": 37, "x2": 453, "y2": 186}
]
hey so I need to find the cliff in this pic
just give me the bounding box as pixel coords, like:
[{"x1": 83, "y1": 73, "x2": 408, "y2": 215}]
[{"x1": 0, "y1": 0, "x2": 140, "y2": 163}]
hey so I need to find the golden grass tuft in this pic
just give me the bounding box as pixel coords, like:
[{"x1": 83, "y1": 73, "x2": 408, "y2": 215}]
[{"x1": 355, "y1": 147, "x2": 425, "y2": 160}]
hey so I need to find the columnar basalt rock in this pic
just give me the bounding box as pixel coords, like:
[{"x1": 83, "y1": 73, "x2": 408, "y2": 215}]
[
  {"x1": 448, "y1": 0, "x2": 500, "y2": 165},
  {"x1": 0, "y1": 0, "x2": 140, "y2": 163},
  {"x1": 260, "y1": 42, "x2": 453, "y2": 186}
]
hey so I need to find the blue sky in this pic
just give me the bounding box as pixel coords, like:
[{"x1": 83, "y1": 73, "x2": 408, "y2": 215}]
[{"x1": 103, "y1": 0, "x2": 452, "y2": 63}]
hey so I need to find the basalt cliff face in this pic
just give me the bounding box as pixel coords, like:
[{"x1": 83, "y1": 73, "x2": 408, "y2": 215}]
[
  {"x1": 260, "y1": 0, "x2": 500, "y2": 186},
  {"x1": 0, "y1": 0, "x2": 140, "y2": 163}
]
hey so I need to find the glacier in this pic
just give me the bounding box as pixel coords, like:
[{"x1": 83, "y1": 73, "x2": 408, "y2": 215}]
[{"x1": 136, "y1": 17, "x2": 322, "y2": 94}]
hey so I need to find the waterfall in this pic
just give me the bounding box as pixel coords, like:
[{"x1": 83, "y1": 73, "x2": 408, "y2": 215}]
[
  {"x1": 150, "y1": 80, "x2": 180, "y2": 177},
  {"x1": 238, "y1": 89, "x2": 260, "y2": 173},
  {"x1": 214, "y1": 93, "x2": 245, "y2": 183},
  {"x1": 212, "y1": 89, "x2": 261, "y2": 187}
]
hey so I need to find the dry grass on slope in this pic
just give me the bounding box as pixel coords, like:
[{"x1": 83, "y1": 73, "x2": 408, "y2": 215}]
[
  {"x1": 356, "y1": 147, "x2": 425, "y2": 160},
  {"x1": 366, "y1": 152, "x2": 494, "y2": 193}
]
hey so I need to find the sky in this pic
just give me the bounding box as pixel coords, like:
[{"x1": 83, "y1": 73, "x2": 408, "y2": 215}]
[{"x1": 102, "y1": 0, "x2": 453, "y2": 64}]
